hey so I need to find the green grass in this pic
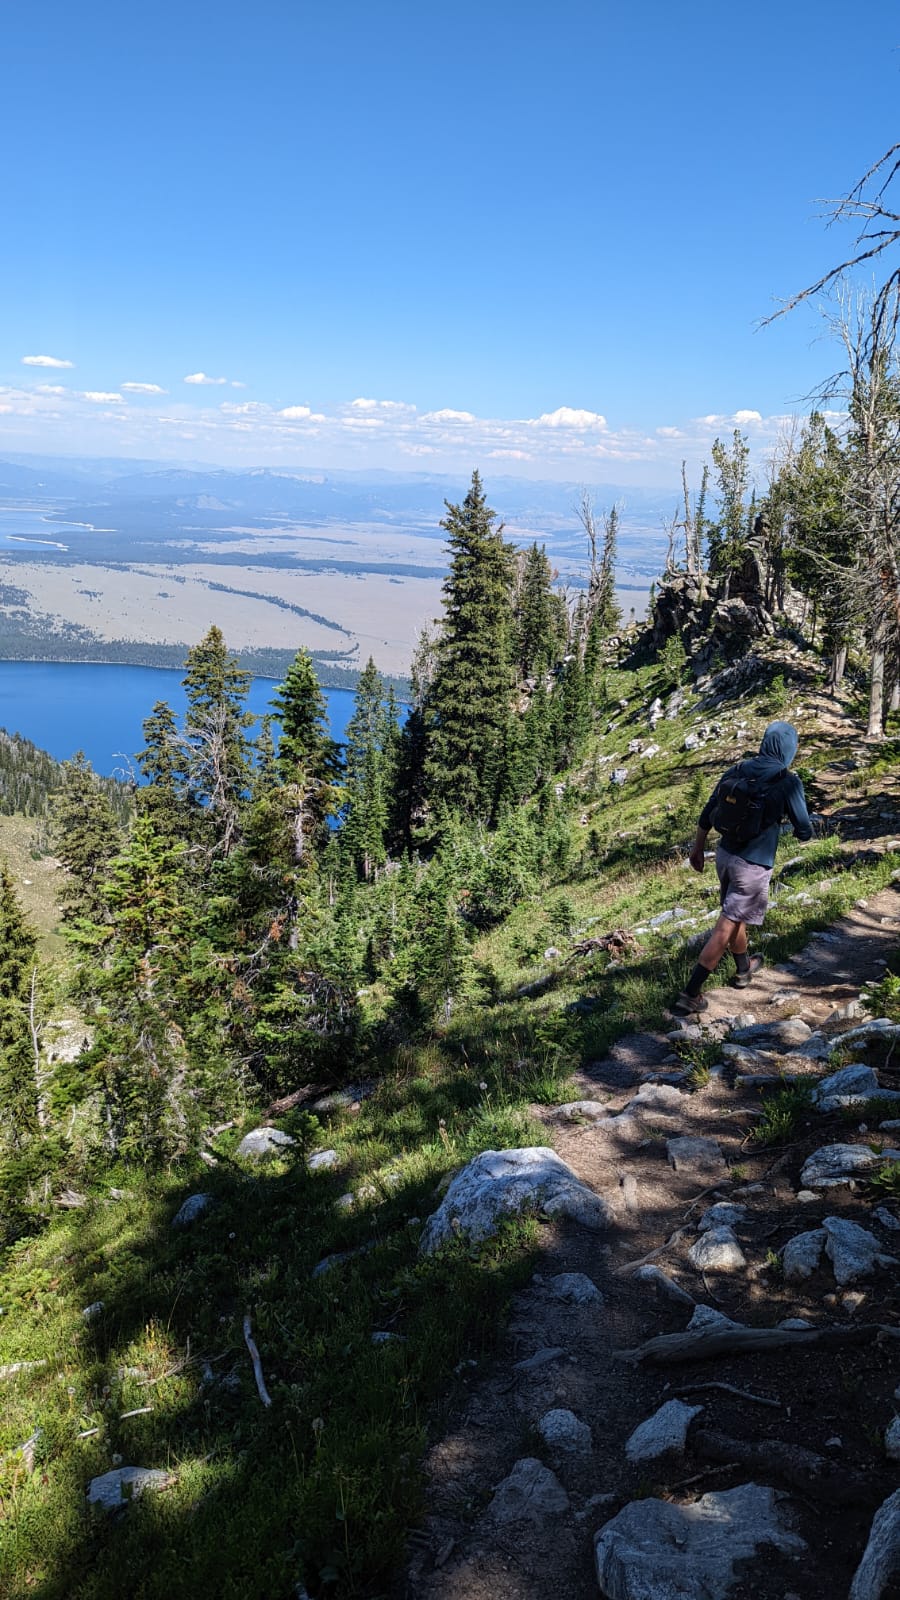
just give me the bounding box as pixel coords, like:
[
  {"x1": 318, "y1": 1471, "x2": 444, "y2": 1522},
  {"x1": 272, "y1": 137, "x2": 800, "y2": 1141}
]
[{"x1": 751, "y1": 1080, "x2": 814, "y2": 1146}]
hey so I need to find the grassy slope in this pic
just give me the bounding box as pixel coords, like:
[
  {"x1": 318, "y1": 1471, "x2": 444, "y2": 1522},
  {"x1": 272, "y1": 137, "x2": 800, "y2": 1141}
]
[{"x1": 3, "y1": 640, "x2": 900, "y2": 1600}]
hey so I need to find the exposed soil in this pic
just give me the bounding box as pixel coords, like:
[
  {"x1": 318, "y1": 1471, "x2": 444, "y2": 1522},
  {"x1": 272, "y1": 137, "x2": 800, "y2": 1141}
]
[{"x1": 401, "y1": 885, "x2": 900, "y2": 1600}]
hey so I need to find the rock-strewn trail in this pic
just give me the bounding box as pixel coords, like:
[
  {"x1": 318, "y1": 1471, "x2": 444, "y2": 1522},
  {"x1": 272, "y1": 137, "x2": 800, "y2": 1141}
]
[{"x1": 403, "y1": 884, "x2": 900, "y2": 1600}]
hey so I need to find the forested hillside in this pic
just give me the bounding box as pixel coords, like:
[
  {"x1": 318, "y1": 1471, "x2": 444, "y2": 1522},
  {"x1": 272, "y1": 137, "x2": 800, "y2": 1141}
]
[{"x1": 3, "y1": 380, "x2": 900, "y2": 1599}]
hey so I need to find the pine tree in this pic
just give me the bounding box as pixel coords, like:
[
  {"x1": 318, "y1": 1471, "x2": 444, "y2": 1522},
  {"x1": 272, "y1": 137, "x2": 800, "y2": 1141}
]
[
  {"x1": 137, "y1": 701, "x2": 190, "y2": 843},
  {"x1": 426, "y1": 472, "x2": 514, "y2": 822},
  {"x1": 514, "y1": 543, "x2": 566, "y2": 679},
  {"x1": 0, "y1": 865, "x2": 40, "y2": 1146},
  {"x1": 343, "y1": 657, "x2": 391, "y2": 880},
  {"x1": 51, "y1": 752, "x2": 123, "y2": 923},
  {"x1": 183, "y1": 626, "x2": 254, "y2": 855},
  {"x1": 270, "y1": 648, "x2": 341, "y2": 864}
]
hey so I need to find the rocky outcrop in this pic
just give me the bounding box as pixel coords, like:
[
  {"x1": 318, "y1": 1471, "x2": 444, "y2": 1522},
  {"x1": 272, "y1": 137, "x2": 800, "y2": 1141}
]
[{"x1": 419, "y1": 1147, "x2": 610, "y2": 1254}]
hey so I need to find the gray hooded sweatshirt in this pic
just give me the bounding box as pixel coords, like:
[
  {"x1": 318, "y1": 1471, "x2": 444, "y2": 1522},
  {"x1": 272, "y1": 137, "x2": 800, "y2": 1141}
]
[{"x1": 699, "y1": 720, "x2": 813, "y2": 868}]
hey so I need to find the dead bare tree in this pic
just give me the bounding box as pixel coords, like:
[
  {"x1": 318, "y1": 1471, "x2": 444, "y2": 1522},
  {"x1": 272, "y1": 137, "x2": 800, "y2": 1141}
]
[{"x1": 765, "y1": 144, "x2": 900, "y2": 326}]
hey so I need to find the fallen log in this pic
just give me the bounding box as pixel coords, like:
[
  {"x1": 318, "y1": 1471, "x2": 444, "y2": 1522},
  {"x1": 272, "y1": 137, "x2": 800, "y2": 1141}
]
[
  {"x1": 618, "y1": 1322, "x2": 884, "y2": 1365},
  {"x1": 692, "y1": 1426, "x2": 871, "y2": 1505}
]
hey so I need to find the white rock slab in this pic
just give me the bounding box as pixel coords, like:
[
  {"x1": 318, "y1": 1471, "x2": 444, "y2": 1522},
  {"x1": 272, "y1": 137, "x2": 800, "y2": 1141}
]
[
  {"x1": 594, "y1": 1483, "x2": 805, "y2": 1600},
  {"x1": 87, "y1": 1466, "x2": 172, "y2": 1510},
  {"x1": 419, "y1": 1147, "x2": 610, "y2": 1254},
  {"x1": 823, "y1": 1215, "x2": 896, "y2": 1286},
  {"x1": 783, "y1": 1229, "x2": 826, "y2": 1282},
  {"x1": 486, "y1": 1457, "x2": 570, "y2": 1525},
  {"x1": 800, "y1": 1144, "x2": 900, "y2": 1189},
  {"x1": 625, "y1": 1399, "x2": 702, "y2": 1464},
  {"x1": 307, "y1": 1149, "x2": 340, "y2": 1172},
  {"x1": 236, "y1": 1127, "x2": 296, "y2": 1159},
  {"x1": 850, "y1": 1487, "x2": 900, "y2": 1600},
  {"x1": 543, "y1": 1272, "x2": 604, "y2": 1307},
  {"x1": 666, "y1": 1136, "x2": 726, "y2": 1175},
  {"x1": 553, "y1": 1100, "x2": 611, "y2": 1122},
  {"x1": 688, "y1": 1227, "x2": 746, "y2": 1272},
  {"x1": 538, "y1": 1407, "x2": 592, "y2": 1454}
]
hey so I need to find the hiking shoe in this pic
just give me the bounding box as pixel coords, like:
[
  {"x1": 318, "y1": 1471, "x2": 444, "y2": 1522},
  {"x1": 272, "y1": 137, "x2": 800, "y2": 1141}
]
[
  {"x1": 673, "y1": 991, "x2": 709, "y2": 1014},
  {"x1": 730, "y1": 955, "x2": 764, "y2": 989}
]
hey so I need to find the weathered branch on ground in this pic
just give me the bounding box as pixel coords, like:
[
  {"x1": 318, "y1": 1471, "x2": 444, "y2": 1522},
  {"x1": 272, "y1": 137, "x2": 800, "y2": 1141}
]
[
  {"x1": 691, "y1": 1426, "x2": 871, "y2": 1504},
  {"x1": 618, "y1": 1322, "x2": 885, "y2": 1365},
  {"x1": 673, "y1": 1380, "x2": 781, "y2": 1409},
  {"x1": 614, "y1": 1230, "x2": 688, "y2": 1275},
  {"x1": 243, "y1": 1314, "x2": 273, "y2": 1407}
]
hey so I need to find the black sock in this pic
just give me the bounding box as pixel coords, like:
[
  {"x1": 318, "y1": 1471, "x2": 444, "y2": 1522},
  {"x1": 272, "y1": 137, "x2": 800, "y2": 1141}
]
[
  {"x1": 685, "y1": 962, "x2": 712, "y2": 998},
  {"x1": 734, "y1": 951, "x2": 750, "y2": 974}
]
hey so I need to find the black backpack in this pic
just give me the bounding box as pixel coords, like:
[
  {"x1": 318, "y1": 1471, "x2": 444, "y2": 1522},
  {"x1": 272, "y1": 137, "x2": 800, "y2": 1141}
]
[{"x1": 711, "y1": 762, "x2": 787, "y2": 846}]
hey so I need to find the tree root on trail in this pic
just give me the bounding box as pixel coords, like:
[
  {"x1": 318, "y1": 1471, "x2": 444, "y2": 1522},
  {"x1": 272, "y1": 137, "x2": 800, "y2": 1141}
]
[
  {"x1": 691, "y1": 1426, "x2": 872, "y2": 1504},
  {"x1": 618, "y1": 1323, "x2": 897, "y2": 1365}
]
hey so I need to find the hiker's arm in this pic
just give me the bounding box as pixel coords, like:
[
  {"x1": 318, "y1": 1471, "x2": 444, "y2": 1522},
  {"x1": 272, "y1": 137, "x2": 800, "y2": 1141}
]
[
  {"x1": 786, "y1": 778, "x2": 814, "y2": 842},
  {"x1": 690, "y1": 788, "x2": 717, "y2": 872}
]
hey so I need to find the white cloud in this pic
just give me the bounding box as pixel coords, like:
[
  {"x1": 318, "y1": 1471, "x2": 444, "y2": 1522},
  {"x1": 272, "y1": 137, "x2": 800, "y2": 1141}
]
[
  {"x1": 81, "y1": 390, "x2": 123, "y2": 403},
  {"x1": 733, "y1": 408, "x2": 763, "y2": 425},
  {"x1": 35, "y1": 384, "x2": 69, "y2": 397},
  {"x1": 422, "y1": 408, "x2": 475, "y2": 423},
  {"x1": 277, "y1": 404, "x2": 326, "y2": 422},
  {"x1": 22, "y1": 354, "x2": 74, "y2": 369},
  {"x1": 489, "y1": 448, "x2": 531, "y2": 460},
  {"x1": 656, "y1": 426, "x2": 683, "y2": 438},
  {"x1": 231, "y1": 380, "x2": 246, "y2": 388},
  {"x1": 220, "y1": 401, "x2": 268, "y2": 416},
  {"x1": 184, "y1": 372, "x2": 228, "y2": 386},
  {"x1": 342, "y1": 416, "x2": 384, "y2": 429},
  {"x1": 530, "y1": 406, "x2": 607, "y2": 429},
  {"x1": 350, "y1": 397, "x2": 414, "y2": 413},
  {"x1": 121, "y1": 381, "x2": 167, "y2": 395}
]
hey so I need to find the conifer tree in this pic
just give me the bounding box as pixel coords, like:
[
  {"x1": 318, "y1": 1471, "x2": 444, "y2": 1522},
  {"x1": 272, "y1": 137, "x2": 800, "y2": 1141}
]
[
  {"x1": 513, "y1": 543, "x2": 566, "y2": 679},
  {"x1": 270, "y1": 648, "x2": 341, "y2": 864},
  {"x1": 426, "y1": 472, "x2": 514, "y2": 822},
  {"x1": 343, "y1": 657, "x2": 391, "y2": 880},
  {"x1": 183, "y1": 626, "x2": 254, "y2": 855},
  {"x1": 51, "y1": 752, "x2": 123, "y2": 923},
  {"x1": 0, "y1": 864, "x2": 40, "y2": 1145},
  {"x1": 137, "y1": 701, "x2": 190, "y2": 843}
]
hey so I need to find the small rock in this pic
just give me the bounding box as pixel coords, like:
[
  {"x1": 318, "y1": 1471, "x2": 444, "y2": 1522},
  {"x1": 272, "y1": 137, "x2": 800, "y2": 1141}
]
[
  {"x1": 486, "y1": 1457, "x2": 570, "y2": 1525},
  {"x1": 688, "y1": 1304, "x2": 744, "y2": 1331},
  {"x1": 236, "y1": 1127, "x2": 296, "y2": 1159},
  {"x1": 730, "y1": 1017, "x2": 812, "y2": 1048},
  {"x1": 873, "y1": 1207, "x2": 900, "y2": 1232},
  {"x1": 795, "y1": 1189, "x2": 819, "y2": 1203},
  {"x1": 82, "y1": 1301, "x2": 104, "y2": 1322},
  {"x1": 553, "y1": 1100, "x2": 611, "y2": 1123},
  {"x1": 335, "y1": 1193, "x2": 355, "y2": 1212},
  {"x1": 779, "y1": 1318, "x2": 814, "y2": 1330},
  {"x1": 667, "y1": 1136, "x2": 726, "y2": 1175},
  {"x1": 783, "y1": 1229, "x2": 826, "y2": 1281},
  {"x1": 538, "y1": 1407, "x2": 592, "y2": 1454},
  {"x1": 419, "y1": 1147, "x2": 610, "y2": 1254},
  {"x1": 171, "y1": 1193, "x2": 213, "y2": 1228},
  {"x1": 698, "y1": 1202, "x2": 748, "y2": 1233},
  {"x1": 307, "y1": 1149, "x2": 340, "y2": 1172},
  {"x1": 769, "y1": 990, "x2": 803, "y2": 1007},
  {"x1": 543, "y1": 1272, "x2": 604, "y2": 1307},
  {"x1": 823, "y1": 1215, "x2": 895, "y2": 1286},
  {"x1": 688, "y1": 1227, "x2": 747, "y2": 1272},
  {"x1": 87, "y1": 1466, "x2": 171, "y2": 1510},
  {"x1": 625, "y1": 1398, "x2": 702, "y2": 1463},
  {"x1": 371, "y1": 1331, "x2": 404, "y2": 1345},
  {"x1": 812, "y1": 1064, "x2": 882, "y2": 1111}
]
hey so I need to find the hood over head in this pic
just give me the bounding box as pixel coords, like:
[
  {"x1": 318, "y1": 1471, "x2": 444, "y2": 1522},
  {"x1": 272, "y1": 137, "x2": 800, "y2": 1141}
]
[{"x1": 759, "y1": 720, "x2": 799, "y2": 768}]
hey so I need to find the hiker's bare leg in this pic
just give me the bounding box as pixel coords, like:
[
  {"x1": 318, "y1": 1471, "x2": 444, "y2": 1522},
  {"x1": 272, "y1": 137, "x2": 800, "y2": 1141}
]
[
  {"x1": 728, "y1": 922, "x2": 748, "y2": 956},
  {"x1": 697, "y1": 913, "x2": 740, "y2": 972}
]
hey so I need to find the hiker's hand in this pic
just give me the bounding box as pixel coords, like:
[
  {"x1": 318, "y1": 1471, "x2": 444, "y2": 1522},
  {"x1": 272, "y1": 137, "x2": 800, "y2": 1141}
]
[{"x1": 688, "y1": 842, "x2": 706, "y2": 873}]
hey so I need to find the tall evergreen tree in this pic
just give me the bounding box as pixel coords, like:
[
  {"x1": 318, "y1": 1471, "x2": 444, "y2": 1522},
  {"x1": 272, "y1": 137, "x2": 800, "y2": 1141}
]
[
  {"x1": 343, "y1": 657, "x2": 392, "y2": 880},
  {"x1": 137, "y1": 700, "x2": 190, "y2": 843},
  {"x1": 425, "y1": 471, "x2": 514, "y2": 822},
  {"x1": 270, "y1": 648, "x2": 342, "y2": 864},
  {"x1": 0, "y1": 865, "x2": 40, "y2": 1145},
  {"x1": 513, "y1": 543, "x2": 567, "y2": 679},
  {"x1": 183, "y1": 626, "x2": 254, "y2": 855},
  {"x1": 51, "y1": 752, "x2": 123, "y2": 923}
]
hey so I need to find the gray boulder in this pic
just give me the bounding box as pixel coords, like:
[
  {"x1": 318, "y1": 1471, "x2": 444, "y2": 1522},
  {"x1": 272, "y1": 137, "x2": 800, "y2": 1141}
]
[
  {"x1": 885, "y1": 1418, "x2": 900, "y2": 1462},
  {"x1": 666, "y1": 1136, "x2": 725, "y2": 1175},
  {"x1": 538, "y1": 1407, "x2": 592, "y2": 1454},
  {"x1": 698, "y1": 1202, "x2": 748, "y2": 1233},
  {"x1": 624, "y1": 1399, "x2": 702, "y2": 1464},
  {"x1": 87, "y1": 1466, "x2": 171, "y2": 1510},
  {"x1": 830, "y1": 1020, "x2": 900, "y2": 1057},
  {"x1": 543, "y1": 1272, "x2": 604, "y2": 1307},
  {"x1": 783, "y1": 1229, "x2": 826, "y2": 1281},
  {"x1": 171, "y1": 1193, "x2": 213, "y2": 1229},
  {"x1": 594, "y1": 1483, "x2": 805, "y2": 1599},
  {"x1": 822, "y1": 1215, "x2": 896, "y2": 1286},
  {"x1": 419, "y1": 1147, "x2": 609, "y2": 1254},
  {"x1": 800, "y1": 1143, "x2": 900, "y2": 1189},
  {"x1": 688, "y1": 1304, "x2": 744, "y2": 1331},
  {"x1": 850, "y1": 1488, "x2": 900, "y2": 1600},
  {"x1": 730, "y1": 1017, "x2": 811, "y2": 1049},
  {"x1": 812, "y1": 1064, "x2": 884, "y2": 1111},
  {"x1": 554, "y1": 1100, "x2": 611, "y2": 1123},
  {"x1": 307, "y1": 1148, "x2": 340, "y2": 1172},
  {"x1": 688, "y1": 1227, "x2": 746, "y2": 1272},
  {"x1": 236, "y1": 1127, "x2": 296, "y2": 1159},
  {"x1": 486, "y1": 1457, "x2": 570, "y2": 1525}
]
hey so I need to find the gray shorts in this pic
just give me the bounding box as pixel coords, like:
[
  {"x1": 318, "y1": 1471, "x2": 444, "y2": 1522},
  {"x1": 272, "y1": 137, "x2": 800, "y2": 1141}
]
[{"x1": 716, "y1": 845, "x2": 772, "y2": 926}]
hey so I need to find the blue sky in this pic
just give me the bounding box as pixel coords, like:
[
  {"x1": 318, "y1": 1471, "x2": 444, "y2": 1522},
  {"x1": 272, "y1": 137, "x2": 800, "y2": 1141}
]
[{"x1": 2, "y1": 0, "x2": 898, "y2": 484}]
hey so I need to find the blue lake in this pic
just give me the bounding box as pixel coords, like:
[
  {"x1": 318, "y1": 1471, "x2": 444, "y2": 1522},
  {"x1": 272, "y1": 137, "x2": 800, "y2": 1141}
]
[{"x1": 0, "y1": 661, "x2": 357, "y2": 776}]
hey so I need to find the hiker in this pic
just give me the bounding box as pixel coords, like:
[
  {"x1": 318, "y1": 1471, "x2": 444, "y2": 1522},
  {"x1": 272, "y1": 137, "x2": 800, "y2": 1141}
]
[{"x1": 674, "y1": 720, "x2": 814, "y2": 1014}]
